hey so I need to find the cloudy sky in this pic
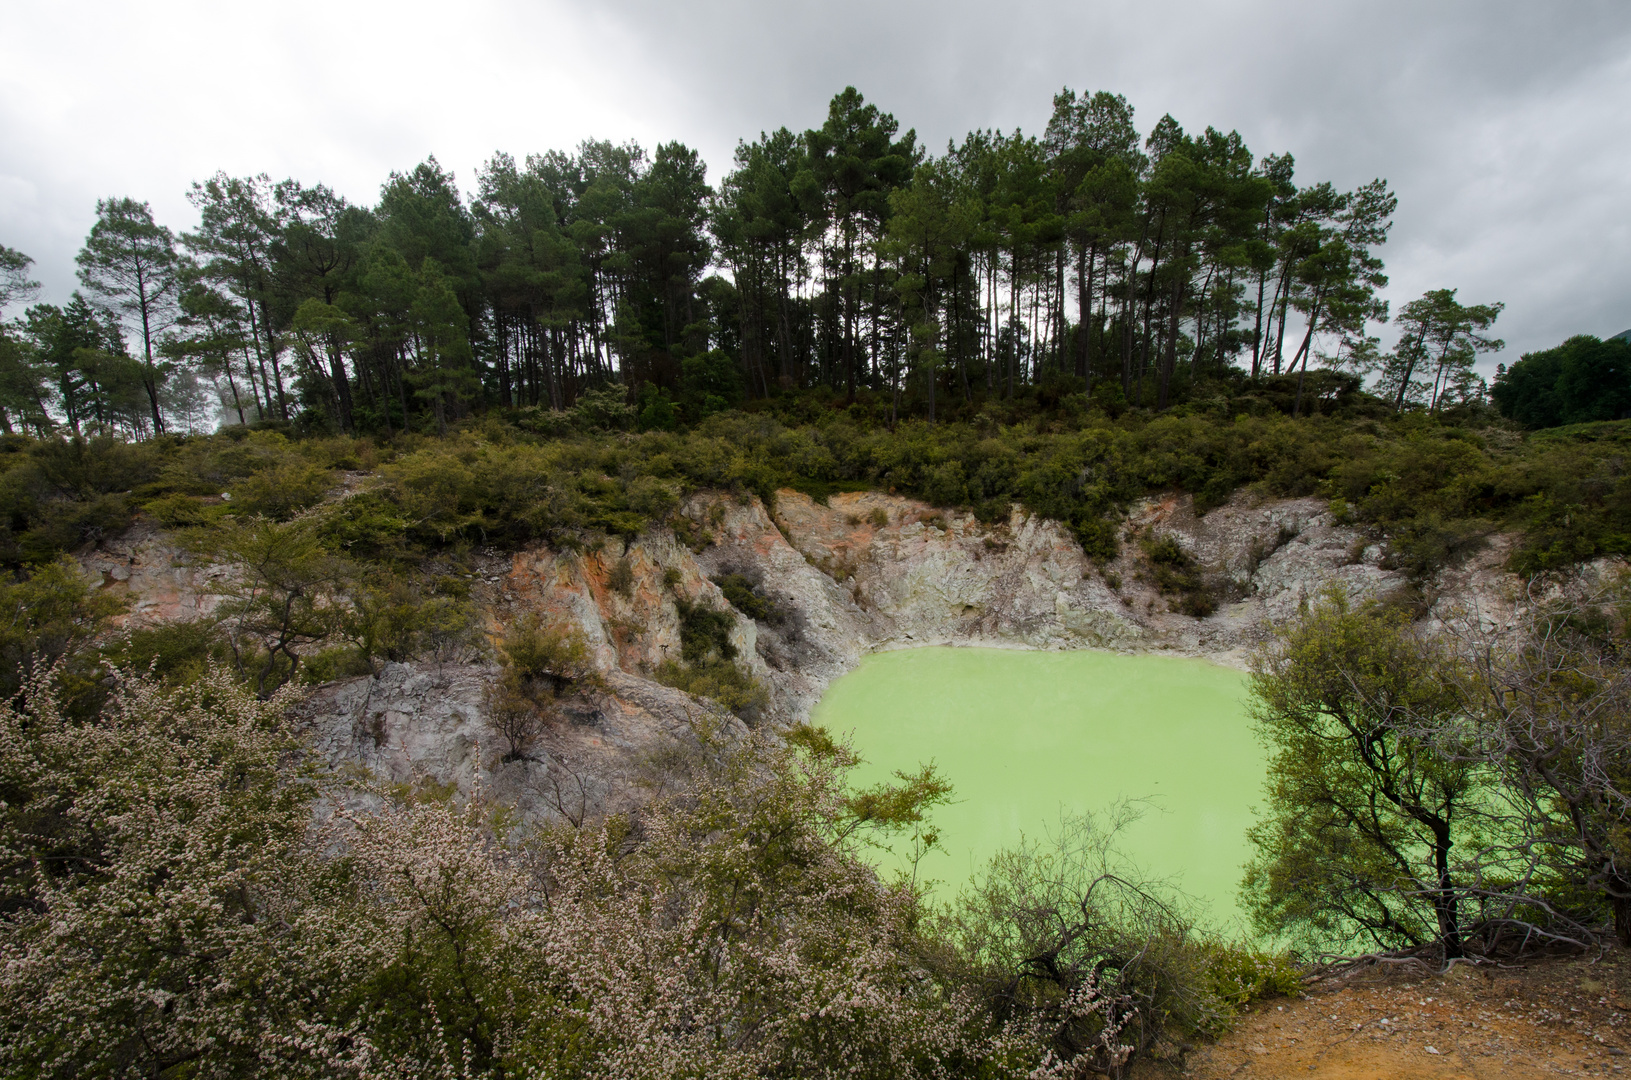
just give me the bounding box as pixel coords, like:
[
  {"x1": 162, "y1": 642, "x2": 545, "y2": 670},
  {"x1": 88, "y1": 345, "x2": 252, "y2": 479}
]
[{"x1": 3, "y1": 0, "x2": 1629, "y2": 365}]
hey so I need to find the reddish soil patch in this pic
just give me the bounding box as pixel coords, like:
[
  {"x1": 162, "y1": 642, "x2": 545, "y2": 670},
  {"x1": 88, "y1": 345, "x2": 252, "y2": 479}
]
[{"x1": 1138, "y1": 949, "x2": 1631, "y2": 1079}]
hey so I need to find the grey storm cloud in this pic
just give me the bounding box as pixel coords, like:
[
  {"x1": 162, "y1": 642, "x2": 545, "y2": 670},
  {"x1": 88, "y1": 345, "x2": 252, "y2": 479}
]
[{"x1": 3, "y1": 0, "x2": 1628, "y2": 363}]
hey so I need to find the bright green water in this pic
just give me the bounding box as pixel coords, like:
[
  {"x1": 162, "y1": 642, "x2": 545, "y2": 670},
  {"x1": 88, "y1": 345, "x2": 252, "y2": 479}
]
[{"x1": 812, "y1": 647, "x2": 1264, "y2": 929}]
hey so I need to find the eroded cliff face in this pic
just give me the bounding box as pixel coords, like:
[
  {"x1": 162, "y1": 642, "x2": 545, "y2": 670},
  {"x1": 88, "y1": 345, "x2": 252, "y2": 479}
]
[
  {"x1": 82, "y1": 522, "x2": 231, "y2": 627},
  {"x1": 81, "y1": 486, "x2": 1524, "y2": 824},
  {"x1": 297, "y1": 663, "x2": 745, "y2": 828}
]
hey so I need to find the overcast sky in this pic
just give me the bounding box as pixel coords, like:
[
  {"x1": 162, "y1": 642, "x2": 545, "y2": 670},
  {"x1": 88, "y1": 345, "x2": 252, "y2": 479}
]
[{"x1": 3, "y1": 0, "x2": 1628, "y2": 366}]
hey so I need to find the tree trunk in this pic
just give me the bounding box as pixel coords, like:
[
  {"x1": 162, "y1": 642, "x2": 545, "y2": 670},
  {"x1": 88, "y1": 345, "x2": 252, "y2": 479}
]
[
  {"x1": 1612, "y1": 887, "x2": 1631, "y2": 947},
  {"x1": 1158, "y1": 270, "x2": 1183, "y2": 411},
  {"x1": 1008, "y1": 244, "x2": 1020, "y2": 399},
  {"x1": 1392, "y1": 326, "x2": 1429, "y2": 413},
  {"x1": 1290, "y1": 299, "x2": 1320, "y2": 418}
]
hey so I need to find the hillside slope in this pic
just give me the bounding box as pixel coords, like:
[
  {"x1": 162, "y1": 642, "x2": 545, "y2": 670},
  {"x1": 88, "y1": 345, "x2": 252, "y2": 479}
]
[{"x1": 79, "y1": 484, "x2": 1539, "y2": 824}]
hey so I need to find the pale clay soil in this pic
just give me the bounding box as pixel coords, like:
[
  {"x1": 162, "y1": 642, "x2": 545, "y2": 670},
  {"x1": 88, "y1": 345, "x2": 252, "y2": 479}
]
[{"x1": 1136, "y1": 948, "x2": 1631, "y2": 1079}]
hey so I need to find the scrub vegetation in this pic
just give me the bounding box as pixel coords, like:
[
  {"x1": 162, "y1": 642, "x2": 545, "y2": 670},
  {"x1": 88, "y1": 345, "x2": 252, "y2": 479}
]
[
  {"x1": 0, "y1": 655, "x2": 1293, "y2": 1078},
  {"x1": 1245, "y1": 578, "x2": 1631, "y2": 963},
  {"x1": 1, "y1": 79, "x2": 1629, "y2": 1076}
]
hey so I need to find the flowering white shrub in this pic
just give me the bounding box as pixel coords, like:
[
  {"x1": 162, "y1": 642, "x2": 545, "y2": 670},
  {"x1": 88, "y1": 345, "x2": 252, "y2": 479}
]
[
  {"x1": 0, "y1": 666, "x2": 1029, "y2": 1078},
  {"x1": 0, "y1": 666, "x2": 318, "y2": 1077},
  {"x1": 1, "y1": 658, "x2": 1238, "y2": 1079}
]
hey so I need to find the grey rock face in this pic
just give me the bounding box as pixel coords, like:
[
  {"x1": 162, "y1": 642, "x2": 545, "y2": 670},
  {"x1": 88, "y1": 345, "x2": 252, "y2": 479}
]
[{"x1": 297, "y1": 661, "x2": 746, "y2": 828}]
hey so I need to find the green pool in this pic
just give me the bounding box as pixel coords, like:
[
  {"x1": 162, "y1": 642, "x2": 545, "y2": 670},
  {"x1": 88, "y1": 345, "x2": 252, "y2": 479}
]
[{"x1": 812, "y1": 646, "x2": 1264, "y2": 929}]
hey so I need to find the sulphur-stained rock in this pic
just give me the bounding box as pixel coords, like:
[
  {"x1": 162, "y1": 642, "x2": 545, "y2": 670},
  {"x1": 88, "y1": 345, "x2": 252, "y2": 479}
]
[
  {"x1": 764, "y1": 489, "x2": 1139, "y2": 658},
  {"x1": 491, "y1": 529, "x2": 779, "y2": 709}
]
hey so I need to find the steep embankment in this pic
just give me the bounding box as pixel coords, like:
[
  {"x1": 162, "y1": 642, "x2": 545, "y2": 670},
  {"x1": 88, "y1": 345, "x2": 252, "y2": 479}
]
[{"x1": 81, "y1": 485, "x2": 1521, "y2": 827}]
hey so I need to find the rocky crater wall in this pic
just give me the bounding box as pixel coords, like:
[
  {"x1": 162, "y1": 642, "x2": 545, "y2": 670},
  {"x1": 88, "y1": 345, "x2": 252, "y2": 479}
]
[{"x1": 82, "y1": 487, "x2": 1523, "y2": 825}]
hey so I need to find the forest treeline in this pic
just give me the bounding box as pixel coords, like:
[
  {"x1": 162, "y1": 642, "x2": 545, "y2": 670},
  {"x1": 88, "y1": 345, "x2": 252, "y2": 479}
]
[
  {"x1": 0, "y1": 86, "x2": 1521, "y2": 439},
  {"x1": 5, "y1": 82, "x2": 1627, "y2": 585}
]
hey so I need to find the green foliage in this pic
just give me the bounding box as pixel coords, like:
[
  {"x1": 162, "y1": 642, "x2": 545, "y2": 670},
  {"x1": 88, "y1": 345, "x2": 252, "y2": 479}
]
[
  {"x1": 656, "y1": 597, "x2": 768, "y2": 715},
  {"x1": 298, "y1": 643, "x2": 378, "y2": 684},
  {"x1": 0, "y1": 380, "x2": 1627, "y2": 608},
  {"x1": 637, "y1": 382, "x2": 678, "y2": 431},
  {"x1": 712, "y1": 572, "x2": 778, "y2": 621},
  {"x1": 499, "y1": 614, "x2": 594, "y2": 695},
  {"x1": 1199, "y1": 943, "x2": 1302, "y2": 1006},
  {"x1": 1, "y1": 396, "x2": 1626, "y2": 598},
  {"x1": 103, "y1": 618, "x2": 224, "y2": 685},
  {"x1": 607, "y1": 556, "x2": 634, "y2": 597},
  {"x1": 228, "y1": 458, "x2": 336, "y2": 519},
  {"x1": 0, "y1": 556, "x2": 126, "y2": 705},
  {"x1": 201, "y1": 516, "x2": 343, "y2": 697},
  {"x1": 673, "y1": 596, "x2": 737, "y2": 664},
  {"x1": 1140, "y1": 533, "x2": 1216, "y2": 617},
  {"x1": 1493, "y1": 335, "x2": 1631, "y2": 429},
  {"x1": 1243, "y1": 591, "x2": 1487, "y2": 956},
  {"x1": 677, "y1": 349, "x2": 744, "y2": 420},
  {"x1": 571, "y1": 384, "x2": 636, "y2": 431},
  {"x1": 342, "y1": 578, "x2": 481, "y2": 671},
  {"x1": 950, "y1": 808, "x2": 1233, "y2": 1067},
  {"x1": 655, "y1": 657, "x2": 769, "y2": 715}
]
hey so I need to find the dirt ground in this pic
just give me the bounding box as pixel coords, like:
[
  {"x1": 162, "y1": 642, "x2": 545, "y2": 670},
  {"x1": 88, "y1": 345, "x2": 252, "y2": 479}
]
[{"x1": 1138, "y1": 948, "x2": 1631, "y2": 1079}]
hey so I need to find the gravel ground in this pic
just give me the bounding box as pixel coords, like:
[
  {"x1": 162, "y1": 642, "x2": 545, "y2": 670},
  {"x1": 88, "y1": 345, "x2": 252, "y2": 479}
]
[{"x1": 1135, "y1": 948, "x2": 1631, "y2": 1079}]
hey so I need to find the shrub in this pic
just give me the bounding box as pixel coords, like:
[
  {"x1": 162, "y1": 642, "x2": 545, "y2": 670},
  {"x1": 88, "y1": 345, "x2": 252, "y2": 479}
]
[
  {"x1": 0, "y1": 667, "x2": 315, "y2": 1078},
  {"x1": 201, "y1": 517, "x2": 343, "y2": 697},
  {"x1": 228, "y1": 459, "x2": 336, "y2": 520},
  {"x1": 486, "y1": 665, "x2": 550, "y2": 763},
  {"x1": 1141, "y1": 533, "x2": 1217, "y2": 617},
  {"x1": 673, "y1": 597, "x2": 737, "y2": 665},
  {"x1": 951, "y1": 808, "x2": 1234, "y2": 1070},
  {"x1": 607, "y1": 556, "x2": 634, "y2": 597},
  {"x1": 298, "y1": 643, "x2": 377, "y2": 684},
  {"x1": 572, "y1": 384, "x2": 636, "y2": 431},
  {"x1": 1200, "y1": 943, "x2": 1302, "y2": 1007},
  {"x1": 104, "y1": 618, "x2": 224, "y2": 686},
  {"x1": 655, "y1": 658, "x2": 769, "y2": 716},
  {"x1": 341, "y1": 578, "x2": 481, "y2": 670},
  {"x1": 0, "y1": 556, "x2": 126, "y2": 706},
  {"x1": 499, "y1": 615, "x2": 595, "y2": 697},
  {"x1": 711, "y1": 573, "x2": 778, "y2": 622}
]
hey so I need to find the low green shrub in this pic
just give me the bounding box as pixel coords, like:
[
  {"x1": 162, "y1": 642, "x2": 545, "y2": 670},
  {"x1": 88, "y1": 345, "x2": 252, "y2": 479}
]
[
  {"x1": 656, "y1": 658, "x2": 768, "y2": 716},
  {"x1": 299, "y1": 644, "x2": 377, "y2": 684},
  {"x1": 712, "y1": 573, "x2": 778, "y2": 622},
  {"x1": 1141, "y1": 533, "x2": 1217, "y2": 617},
  {"x1": 0, "y1": 557, "x2": 127, "y2": 706},
  {"x1": 607, "y1": 556, "x2": 635, "y2": 597},
  {"x1": 229, "y1": 460, "x2": 336, "y2": 520},
  {"x1": 1200, "y1": 943, "x2": 1302, "y2": 1008},
  {"x1": 105, "y1": 618, "x2": 224, "y2": 685},
  {"x1": 674, "y1": 597, "x2": 738, "y2": 664},
  {"x1": 500, "y1": 616, "x2": 595, "y2": 697}
]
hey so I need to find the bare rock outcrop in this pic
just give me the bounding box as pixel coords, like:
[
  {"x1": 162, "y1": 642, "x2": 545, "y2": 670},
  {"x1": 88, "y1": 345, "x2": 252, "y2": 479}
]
[
  {"x1": 298, "y1": 661, "x2": 746, "y2": 828},
  {"x1": 80, "y1": 522, "x2": 228, "y2": 627}
]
